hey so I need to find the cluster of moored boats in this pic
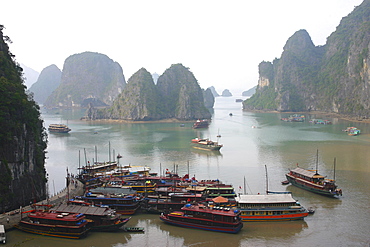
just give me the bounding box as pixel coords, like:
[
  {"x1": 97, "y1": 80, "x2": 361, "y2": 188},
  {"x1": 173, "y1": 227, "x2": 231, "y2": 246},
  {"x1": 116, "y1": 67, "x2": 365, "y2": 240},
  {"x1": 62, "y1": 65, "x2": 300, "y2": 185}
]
[{"x1": 13, "y1": 151, "x2": 342, "y2": 238}]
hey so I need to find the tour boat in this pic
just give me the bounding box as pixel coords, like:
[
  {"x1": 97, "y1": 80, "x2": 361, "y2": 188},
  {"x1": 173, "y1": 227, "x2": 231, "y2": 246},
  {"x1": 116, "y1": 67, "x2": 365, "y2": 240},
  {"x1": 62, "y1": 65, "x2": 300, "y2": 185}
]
[
  {"x1": 75, "y1": 194, "x2": 142, "y2": 215},
  {"x1": 191, "y1": 138, "x2": 223, "y2": 151},
  {"x1": 192, "y1": 119, "x2": 209, "y2": 129},
  {"x1": 285, "y1": 153, "x2": 342, "y2": 197},
  {"x1": 53, "y1": 203, "x2": 131, "y2": 232},
  {"x1": 14, "y1": 210, "x2": 89, "y2": 239},
  {"x1": 143, "y1": 192, "x2": 203, "y2": 214},
  {"x1": 159, "y1": 203, "x2": 243, "y2": 233},
  {"x1": 235, "y1": 193, "x2": 309, "y2": 221},
  {"x1": 48, "y1": 124, "x2": 71, "y2": 133}
]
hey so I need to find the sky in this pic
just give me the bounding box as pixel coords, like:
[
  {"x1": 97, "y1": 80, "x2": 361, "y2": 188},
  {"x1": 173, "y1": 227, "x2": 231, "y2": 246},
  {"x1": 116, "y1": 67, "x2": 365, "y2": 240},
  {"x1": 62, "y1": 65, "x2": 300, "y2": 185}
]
[{"x1": 1, "y1": 0, "x2": 364, "y2": 95}]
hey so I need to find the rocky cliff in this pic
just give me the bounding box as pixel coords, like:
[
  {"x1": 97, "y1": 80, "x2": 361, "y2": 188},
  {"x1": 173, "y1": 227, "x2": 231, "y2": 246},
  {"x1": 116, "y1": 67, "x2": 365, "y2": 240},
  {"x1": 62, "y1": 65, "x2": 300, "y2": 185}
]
[
  {"x1": 86, "y1": 64, "x2": 211, "y2": 121},
  {"x1": 44, "y1": 52, "x2": 126, "y2": 108},
  {"x1": 0, "y1": 25, "x2": 47, "y2": 212},
  {"x1": 244, "y1": 0, "x2": 370, "y2": 117},
  {"x1": 29, "y1": 64, "x2": 62, "y2": 105}
]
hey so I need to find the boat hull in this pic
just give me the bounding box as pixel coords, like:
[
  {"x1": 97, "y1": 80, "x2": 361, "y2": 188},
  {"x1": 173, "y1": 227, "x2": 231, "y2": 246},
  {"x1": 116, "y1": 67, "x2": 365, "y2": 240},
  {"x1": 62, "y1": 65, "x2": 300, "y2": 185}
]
[
  {"x1": 286, "y1": 175, "x2": 340, "y2": 197},
  {"x1": 159, "y1": 215, "x2": 242, "y2": 234},
  {"x1": 190, "y1": 143, "x2": 222, "y2": 151},
  {"x1": 239, "y1": 212, "x2": 309, "y2": 222},
  {"x1": 90, "y1": 218, "x2": 130, "y2": 232},
  {"x1": 14, "y1": 223, "x2": 89, "y2": 239}
]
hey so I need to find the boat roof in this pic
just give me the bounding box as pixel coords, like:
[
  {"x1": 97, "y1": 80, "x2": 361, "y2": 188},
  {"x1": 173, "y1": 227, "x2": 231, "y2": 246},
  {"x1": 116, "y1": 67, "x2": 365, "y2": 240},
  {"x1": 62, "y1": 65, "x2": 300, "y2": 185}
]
[
  {"x1": 53, "y1": 204, "x2": 112, "y2": 216},
  {"x1": 290, "y1": 167, "x2": 325, "y2": 178},
  {"x1": 28, "y1": 211, "x2": 84, "y2": 221},
  {"x1": 236, "y1": 194, "x2": 297, "y2": 204},
  {"x1": 182, "y1": 204, "x2": 239, "y2": 216}
]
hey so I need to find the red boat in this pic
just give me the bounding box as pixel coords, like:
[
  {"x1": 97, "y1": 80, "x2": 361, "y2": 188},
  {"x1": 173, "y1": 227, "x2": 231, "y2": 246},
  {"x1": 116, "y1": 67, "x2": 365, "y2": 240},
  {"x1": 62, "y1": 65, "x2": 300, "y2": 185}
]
[
  {"x1": 191, "y1": 138, "x2": 223, "y2": 151},
  {"x1": 53, "y1": 203, "x2": 131, "y2": 232},
  {"x1": 14, "y1": 210, "x2": 89, "y2": 239},
  {"x1": 160, "y1": 203, "x2": 243, "y2": 233},
  {"x1": 192, "y1": 119, "x2": 209, "y2": 129}
]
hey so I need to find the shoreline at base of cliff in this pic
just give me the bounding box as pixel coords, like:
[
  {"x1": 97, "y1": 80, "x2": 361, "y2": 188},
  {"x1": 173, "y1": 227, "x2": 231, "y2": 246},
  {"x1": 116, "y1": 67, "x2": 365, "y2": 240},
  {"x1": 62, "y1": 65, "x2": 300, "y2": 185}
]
[{"x1": 243, "y1": 110, "x2": 370, "y2": 124}]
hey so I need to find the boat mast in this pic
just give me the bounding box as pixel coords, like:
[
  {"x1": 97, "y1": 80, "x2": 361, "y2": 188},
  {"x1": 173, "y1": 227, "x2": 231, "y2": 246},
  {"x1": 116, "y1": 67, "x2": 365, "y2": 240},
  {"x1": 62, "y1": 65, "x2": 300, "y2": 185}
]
[
  {"x1": 265, "y1": 165, "x2": 268, "y2": 194},
  {"x1": 333, "y1": 157, "x2": 336, "y2": 181},
  {"x1": 315, "y1": 149, "x2": 319, "y2": 174},
  {"x1": 243, "y1": 176, "x2": 246, "y2": 195}
]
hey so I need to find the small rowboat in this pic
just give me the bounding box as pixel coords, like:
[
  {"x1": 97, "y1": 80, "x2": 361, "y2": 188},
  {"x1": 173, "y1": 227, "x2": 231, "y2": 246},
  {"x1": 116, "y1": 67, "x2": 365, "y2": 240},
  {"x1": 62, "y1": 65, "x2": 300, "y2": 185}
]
[{"x1": 281, "y1": 180, "x2": 289, "y2": 185}]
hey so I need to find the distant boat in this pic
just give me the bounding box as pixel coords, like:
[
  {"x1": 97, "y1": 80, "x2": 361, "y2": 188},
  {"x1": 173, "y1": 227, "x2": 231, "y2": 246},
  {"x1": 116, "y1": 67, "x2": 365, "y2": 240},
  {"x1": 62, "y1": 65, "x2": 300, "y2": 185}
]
[
  {"x1": 159, "y1": 203, "x2": 243, "y2": 233},
  {"x1": 285, "y1": 151, "x2": 342, "y2": 197},
  {"x1": 48, "y1": 124, "x2": 71, "y2": 133},
  {"x1": 343, "y1": 126, "x2": 360, "y2": 136},
  {"x1": 192, "y1": 119, "x2": 209, "y2": 129},
  {"x1": 191, "y1": 138, "x2": 223, "y2": 151},
  {"x1": 235, "y1": 99, "x2": 243, "y2": 102}
]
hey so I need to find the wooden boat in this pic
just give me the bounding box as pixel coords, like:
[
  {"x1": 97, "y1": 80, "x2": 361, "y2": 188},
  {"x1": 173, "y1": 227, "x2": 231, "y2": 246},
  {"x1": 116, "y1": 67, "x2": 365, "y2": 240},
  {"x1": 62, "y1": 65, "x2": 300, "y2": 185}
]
[
  {"x1": 75, "y1": 194, "x2": 142, "y2": 215},
  {"x1": 191, "y1": 138, "x2": 223, "y2": 151},
  {"x1": 235, "y1": 193, "x2": 309, "y2": 221},
  {"x1": 53, "y1": 203, "x2": 131, "y2": 232},
  {"x1": 192, "y1": 119, "x2": 209, "y2": 129},
  {"x1": 160, "y1": 203, "x2": 243, "y2": 233},
  {"x1": 48, "y1": 123, "x2": 71, "y2": 133},
  {"x1": 344, "y1": 127, "x2": 361, "y2": 136},
  {"x1": 14, "y1": 210, "x2": 89, "y2": 239},
  {"x1": 285, "y1": 152, "x2": 342, "y2": 197},
  {"x1": 142, "y1": 193, "x2": 203, "y2": 214}
]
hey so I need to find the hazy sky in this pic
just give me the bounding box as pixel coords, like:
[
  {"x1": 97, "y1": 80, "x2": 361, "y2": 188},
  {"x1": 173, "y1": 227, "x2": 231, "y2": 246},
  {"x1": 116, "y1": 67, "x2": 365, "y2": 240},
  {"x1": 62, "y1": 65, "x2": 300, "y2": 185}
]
[{"x1": 2, "y1": 0, "x2": 363, "y2": 95}]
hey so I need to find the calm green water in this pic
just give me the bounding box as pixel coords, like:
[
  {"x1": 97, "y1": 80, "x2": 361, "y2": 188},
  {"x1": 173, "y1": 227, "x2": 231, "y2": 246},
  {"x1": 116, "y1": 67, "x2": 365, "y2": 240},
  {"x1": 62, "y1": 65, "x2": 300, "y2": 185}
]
[{"x1": 6, "y1": 96, "x2": 370, "y2": 246}]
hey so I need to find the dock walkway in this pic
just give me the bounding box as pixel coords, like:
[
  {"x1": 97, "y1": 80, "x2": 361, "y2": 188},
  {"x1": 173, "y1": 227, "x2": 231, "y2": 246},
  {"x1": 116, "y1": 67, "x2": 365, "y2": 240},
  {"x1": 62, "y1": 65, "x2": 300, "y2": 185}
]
[{"x1": 0, "y1": 178, "x2": 84, "y2": 230}]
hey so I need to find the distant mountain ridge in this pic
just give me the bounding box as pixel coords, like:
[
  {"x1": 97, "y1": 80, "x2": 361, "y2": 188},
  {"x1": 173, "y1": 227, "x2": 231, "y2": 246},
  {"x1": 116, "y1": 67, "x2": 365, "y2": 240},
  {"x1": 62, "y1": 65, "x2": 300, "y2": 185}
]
[
  {"x1": 29, "y1": 64, "x2": 61, "y2": 105},
  {"x1": 243, "y1": 0, "x2": 370, "y2": 118},
  {"x1": 21, "y1": 63, "x2": 39, "y2": 88}
]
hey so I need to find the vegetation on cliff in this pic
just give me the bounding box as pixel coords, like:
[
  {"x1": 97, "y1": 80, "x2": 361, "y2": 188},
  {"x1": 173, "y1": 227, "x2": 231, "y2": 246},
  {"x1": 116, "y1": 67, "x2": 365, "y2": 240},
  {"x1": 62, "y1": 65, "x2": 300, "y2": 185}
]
[
  {"x1": 244, "y1": 0, "x2": 370, "y2": 117},
  {"x1": 87, "y1": 64, "x2": 211, "y2": 121},
  {"x1": 0, "y1": 25, "x2": 47, "y2": 212},
  {"x1": 44, "y1": 52, "x2": 126, "y2": 108}
]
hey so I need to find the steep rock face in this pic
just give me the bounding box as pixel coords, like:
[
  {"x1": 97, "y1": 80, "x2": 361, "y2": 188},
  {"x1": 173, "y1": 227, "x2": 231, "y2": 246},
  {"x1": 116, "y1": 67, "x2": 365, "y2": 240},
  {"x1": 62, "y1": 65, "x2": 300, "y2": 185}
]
[
  {"x1": 44, "y1": 52, "x2": 126, "y2": 108},
  {"x1": 222, "y1": 89, "x2": 232, "y2": 97},
  {"x1": 29, "y1": 64, "x2": 62, "y2": 105},
  {"x1": 91, "y1": 68, "x2": 162, "y2": 120},
  {"x1": 244, "y1": 0, "x2": 370, "y2": 117},
  {"x1": 0, "y1": 26, "x2": 47, "y2": 212},
  {"x1": 157, "y1": 64, "x2": 211, "y2": 120},
  {"x1": 86, "y1": 64, "x2": 211, "y2": 121},
  {"x1": 208, "y1": 86, "x2": 220, "y2": 97},
  {"x1": 203, "y1": 88, "x2": 215, "y2": 108}
]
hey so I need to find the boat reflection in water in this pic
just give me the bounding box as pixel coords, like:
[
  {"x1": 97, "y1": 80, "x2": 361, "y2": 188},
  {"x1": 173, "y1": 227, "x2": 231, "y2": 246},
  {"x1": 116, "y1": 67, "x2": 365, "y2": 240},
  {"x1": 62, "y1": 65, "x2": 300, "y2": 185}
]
[{"x1": 191, "y1": 148, "x2": 222, "y2": 157}]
